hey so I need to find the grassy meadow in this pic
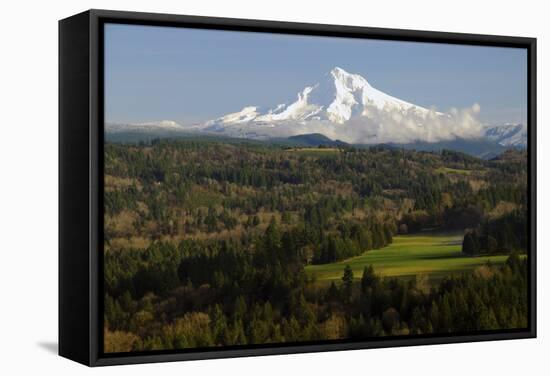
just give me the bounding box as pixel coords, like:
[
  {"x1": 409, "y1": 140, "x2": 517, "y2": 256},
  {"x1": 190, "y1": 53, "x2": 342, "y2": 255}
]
[{"x1": 306, "y1": 233, "x2": 513, "y2": 286}]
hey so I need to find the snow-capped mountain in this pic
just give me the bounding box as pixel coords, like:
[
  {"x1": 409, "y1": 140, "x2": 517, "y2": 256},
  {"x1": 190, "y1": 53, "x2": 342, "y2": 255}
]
[
  {"x1": 484, "y1": 123, "x2": 527, "y2": 148},
  {"x1": 205, "y1": 67, "x2": 439, "y2": 130},
  {"x1": 198, "y1": 67, "x2": 496, "y2": 144}
]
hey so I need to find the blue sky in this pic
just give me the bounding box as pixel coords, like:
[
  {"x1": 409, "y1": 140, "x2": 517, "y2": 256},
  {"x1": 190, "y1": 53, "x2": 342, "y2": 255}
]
[{"x1": 104, "y1": 23, "x2": 527, "y2": 125}]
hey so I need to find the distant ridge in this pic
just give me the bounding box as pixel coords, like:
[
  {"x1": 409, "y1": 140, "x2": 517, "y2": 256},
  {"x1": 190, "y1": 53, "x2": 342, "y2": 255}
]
[{"x1": 286, "y1": 133, "x2": 348, "y2": 147}]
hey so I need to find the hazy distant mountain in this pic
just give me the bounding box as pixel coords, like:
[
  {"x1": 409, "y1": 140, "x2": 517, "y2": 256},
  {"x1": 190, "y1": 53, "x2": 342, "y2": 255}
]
[
  {"x1": 106, "y1": 120, "x2": 186, "y2": 133},
  {"x1": 389, "y1": 138, "x2": 508, "y2": 160},
  {"x1": 483, "y1": 123, "x2": 527, "y2": 148}
]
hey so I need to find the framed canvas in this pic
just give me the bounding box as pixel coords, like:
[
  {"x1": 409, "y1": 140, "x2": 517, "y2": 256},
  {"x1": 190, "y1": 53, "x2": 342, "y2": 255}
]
[{"x1": 59, "y1": 9, "x2": 536, "y2": 366}]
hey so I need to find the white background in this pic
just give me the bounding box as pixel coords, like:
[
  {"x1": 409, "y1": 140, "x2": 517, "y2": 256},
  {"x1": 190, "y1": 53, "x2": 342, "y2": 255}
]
[{"x1": 0, "y1": 0, "x2": 547, "y2": 374}]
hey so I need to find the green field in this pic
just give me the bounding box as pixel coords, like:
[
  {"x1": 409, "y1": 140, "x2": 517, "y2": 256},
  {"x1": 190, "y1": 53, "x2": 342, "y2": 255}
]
[
  {"x1": 434, "y1": 167, "x2": 474, "y2": 175},
  {"x1": 305, "y1": 233, "x2": 512, "y2": 286}
]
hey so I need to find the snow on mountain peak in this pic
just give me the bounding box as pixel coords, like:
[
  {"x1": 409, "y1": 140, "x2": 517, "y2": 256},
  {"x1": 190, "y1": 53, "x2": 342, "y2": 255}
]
[
  {"x1": 255, "y1": 85, "x2": 321, "y2": 122},
  {"x1": 326, "y1": 67, "x2": 367, "y2": 123},
  {"x1": 208, "y1": 106, "x2": 259, "y2": 126},
  {"x1": 204, "y1": 66, "x2": 438, "y2": 130},
  {"x1": 192, "y1": 67, "x2": 511, "y2": 146},
  {"x1": 330, "y1": 67, "x2": 370, "y2": 89}
]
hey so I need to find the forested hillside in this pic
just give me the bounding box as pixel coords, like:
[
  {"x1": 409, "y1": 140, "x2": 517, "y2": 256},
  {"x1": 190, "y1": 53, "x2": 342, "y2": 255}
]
[{"x1": 103, "y1": 139, "x2": 528, "y2": 353}]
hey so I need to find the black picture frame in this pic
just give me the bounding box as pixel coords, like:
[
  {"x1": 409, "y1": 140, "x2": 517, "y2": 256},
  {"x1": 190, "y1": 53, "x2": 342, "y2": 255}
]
[{"x1": 59, "y1": 9, "x2": 537, "y2": 367}]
